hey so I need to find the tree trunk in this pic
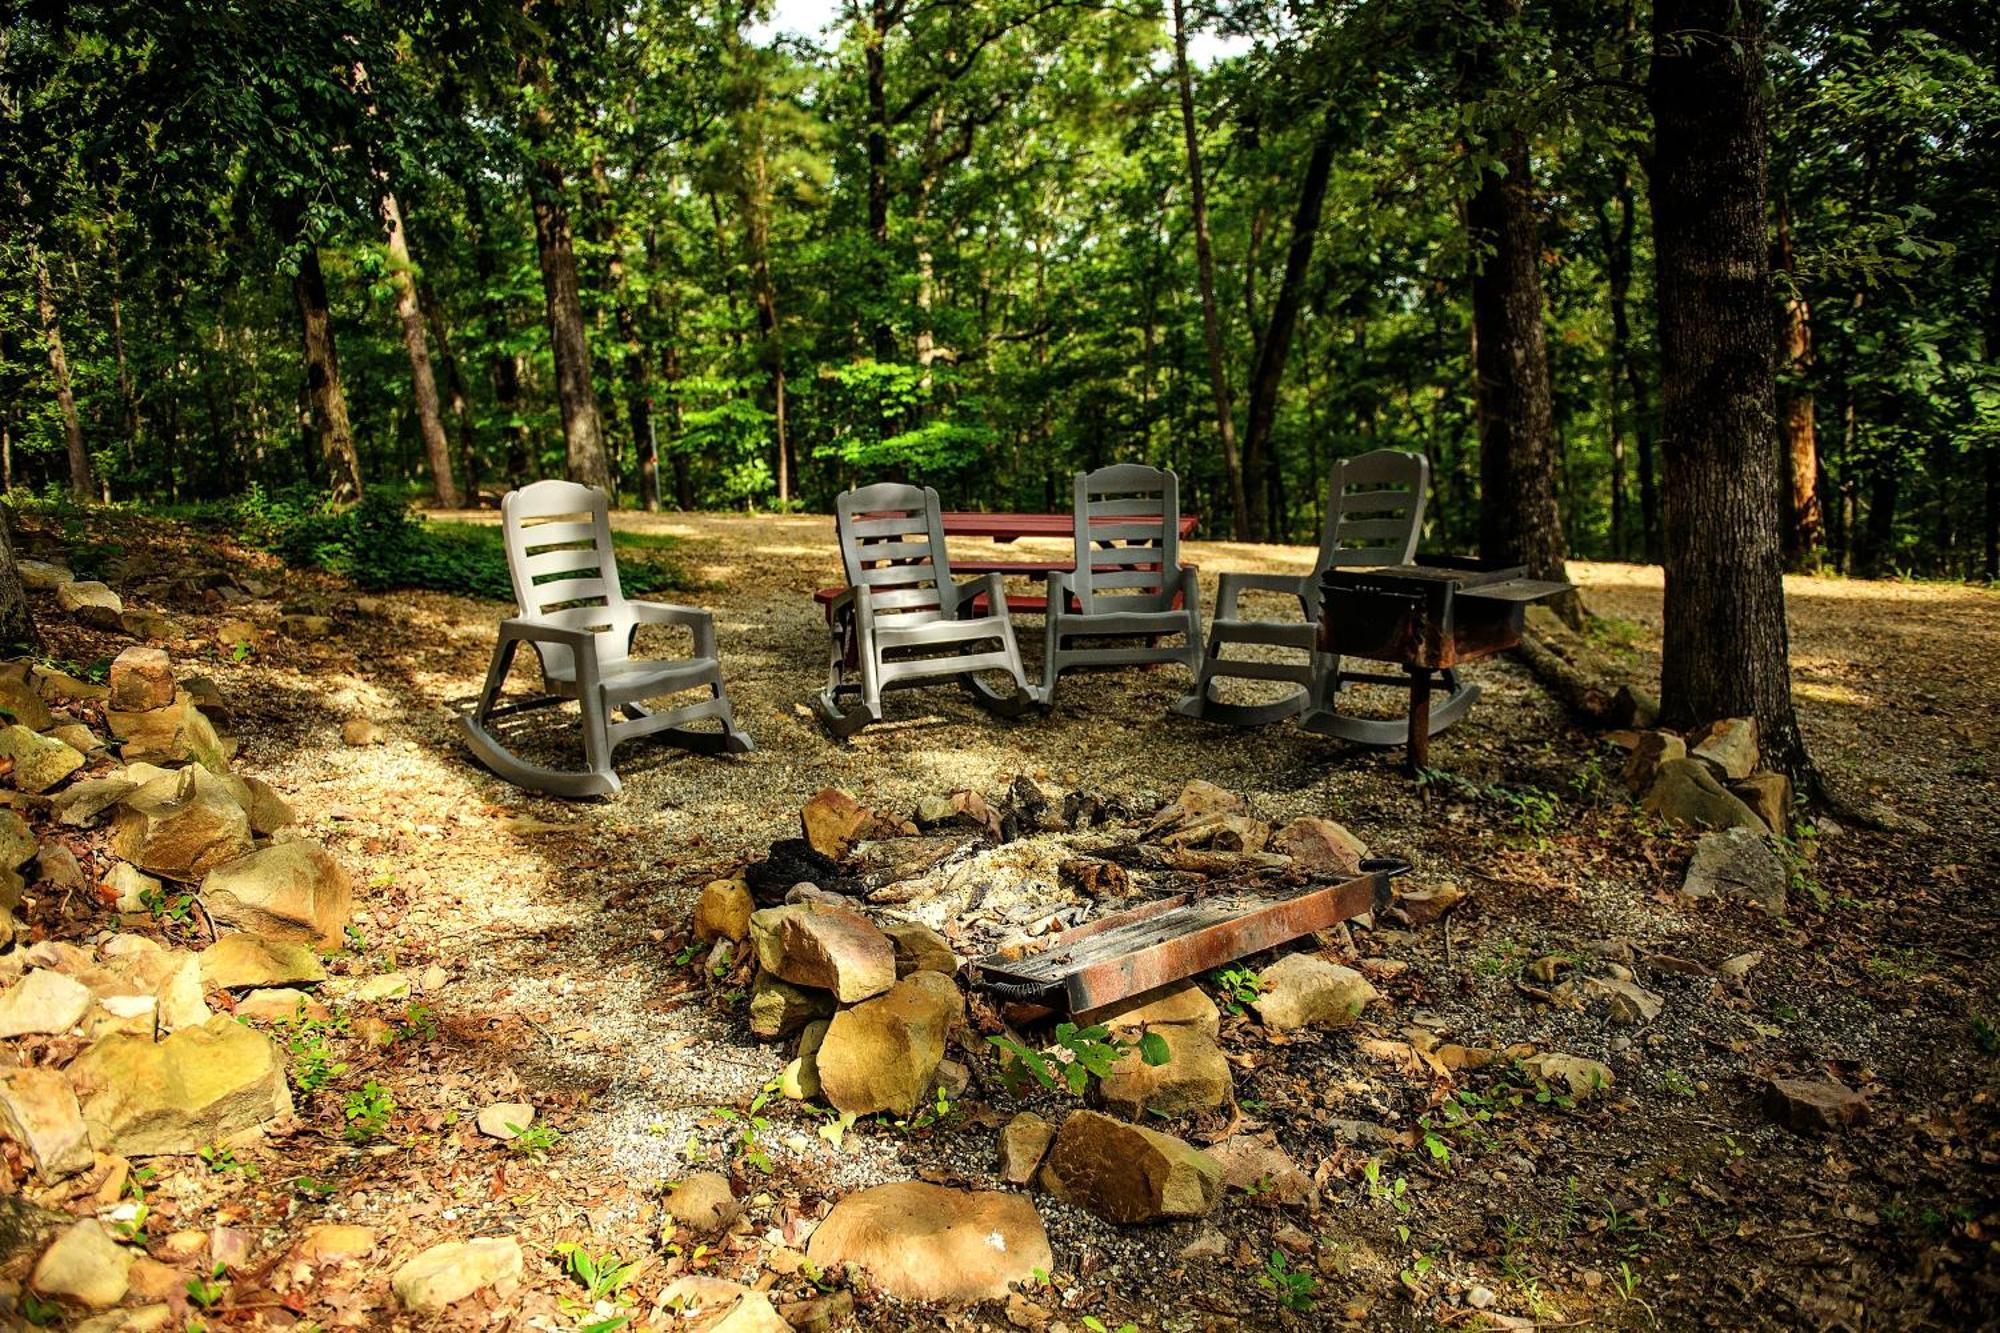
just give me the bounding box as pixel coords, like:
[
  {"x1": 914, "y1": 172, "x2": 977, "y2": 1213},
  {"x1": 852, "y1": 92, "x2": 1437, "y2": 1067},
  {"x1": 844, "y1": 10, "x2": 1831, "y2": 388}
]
[
  {"x1": 865, "y1": 0, "x2": 897, "y2": 363},
  {"x1": 1171, "y1": 0, "x2": 1248, "y2": 540},
  {"x1": 1594, "y1": 184, "x2": 1633, "y2": 558},
  {"x1": 32, "y1": 249, "x2": 93, "y2": 500},
  {"x1": 0, "y1": 506, "x2": 38, "y2": 652},
  {"x1": 1774, "y1": 194, "x2": 1821, "y2": 567},
  {"x1": 1650, "y1": 0, "x2": 1811, "y2": 782},
  {"x1": 1986, "y1": 252, "x2": 1999, "y2": 582},
  {"x1": 741, "y1": 136, "x2": 791, "y2": 503},
  {"x1": 419, "y1": 281, "x2": 478, "y2": 503},
  {"x1": 462, "y1": 181, "x2": 532, "y2": 488},
  {"x1": 530, "y1": 162, "x2": 612, "y2": 493},
  {"x1": 1240, "y1": 104, "x2": 1341, "y2": 545},
  {"x1": 108, "y1": 233, "x2": 140, "y2": 455},
  {"x1": 380, "y1": 193, "x2": 460, "y2": 507},
  {"x1": 1464, "y1": 10, "x2": 1575, "y2": 619},
  {"x1": 291, "y1": 245, "x2": 364, "y2": 501}
]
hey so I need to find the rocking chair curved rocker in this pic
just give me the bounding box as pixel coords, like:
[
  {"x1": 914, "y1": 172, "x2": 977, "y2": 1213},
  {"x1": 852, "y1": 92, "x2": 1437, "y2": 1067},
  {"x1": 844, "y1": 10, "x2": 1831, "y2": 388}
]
[{"x1": 460, "y1": 480, "x2": 753, "y2": 797}]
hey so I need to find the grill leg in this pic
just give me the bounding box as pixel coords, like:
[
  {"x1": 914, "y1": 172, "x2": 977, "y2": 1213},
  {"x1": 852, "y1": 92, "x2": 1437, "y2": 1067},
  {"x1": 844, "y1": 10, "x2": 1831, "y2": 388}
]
[{"x1": 1406, "y1": 667, "x2": 1432, "y2": 774}]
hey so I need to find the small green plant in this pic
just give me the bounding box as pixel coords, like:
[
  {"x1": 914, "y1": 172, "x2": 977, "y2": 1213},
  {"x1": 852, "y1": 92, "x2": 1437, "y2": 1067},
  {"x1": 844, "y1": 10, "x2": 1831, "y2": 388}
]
[
  {"x1": 1081, "y1": 1318, "x2": 1139, "y2": 1333},
  {"x1": 989, "y1": 1022, "x2": 1169, "y2": 1097},
  {"x1": 21, "y1": 1291, "x2": 62, "y2": 1326},
  {"x1": 294, "y1": 1175, "x2": 338, "y2": 1199},
  {"x1": 287, "y1": 1017, "x2": 349, "y2": 1095},
  {"x1": 1259, "y1": 1248, "x2": 1316, "y2": 1312},
  {"x1": 394, "y1": 1004, "x2": 438, "y2": 1043},
  {"x1": 1973, "y1": 1013, "x2": 2000, "y2": 1055},
  {"x1": 713, "y1": 1086, "x2": 775, "y2": 1173},
  {"x1": 1659, "y1": 1069, "x2": 1698, "y2": 1098},
  {"x1": 139, "y1": 883, "x2": 196, "y2": 923},
  {"x1": 229, "y1": 639, "x2": 255, "y2": 664},
  {"x1": 342, "y1": 1081, "x2": 395, "y2": 1143},
  {"x1": 510, "y1": 1122, "x2": 564, "y2": 1156},
  {"x1": 342, "y1": 923, "x2": 368, "y2": 953},
  {"x1": 554, "y1": 1242, "x2": 639, "y2": 1329},
  {"x1": 198, "y1": 1143, "x2": 258, "y2": 1177},
  {"x1": 1208, "y1": 964, "x2": 1262, "y2": 1015},
  {"x1": 1398, "y1": 1251, "x2": 1436, "y2": 1294},
  {"x1": 673, "y1": 940, "x2": 701, "y2": 966},
  {"x1": 186, "y1": 1262, "x2": 228, "y2": 1310}
]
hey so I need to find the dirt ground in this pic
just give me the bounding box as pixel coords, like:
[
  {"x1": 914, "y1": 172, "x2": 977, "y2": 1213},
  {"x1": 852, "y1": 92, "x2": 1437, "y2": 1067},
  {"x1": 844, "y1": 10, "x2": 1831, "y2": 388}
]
[{"x1": 7, "y1": 507, "x2": 1998, "y2": 1332}]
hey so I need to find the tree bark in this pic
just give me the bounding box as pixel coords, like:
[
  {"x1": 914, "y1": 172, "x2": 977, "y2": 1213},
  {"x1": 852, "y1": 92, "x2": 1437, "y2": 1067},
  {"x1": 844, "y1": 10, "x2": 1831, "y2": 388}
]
[
  {"x1": 380, "y1": 193, "x2": 459, "y2": 507},
  {"x1": 740, "y1": 135, "x2": 792, "y2": 503},
  {"x1": 1171, "y1": 0, "x2": 1249, "y2": 540},
  {"x1": 1774, "y1": 194, "x2": 1821, "y2": 567},
  {"x1": 31, "y1": 248, "x2": 93, "y2": 500},
  {"x1": 419, "y1": 280, "x2": 478, "y2": 502},
  {"x1": 462, "y1": 181, "x2": 532, "y2": 488},
  {"x1": 1985, "y1": 252, "x2": 1999, "y2": 582},
  {"x1": 291, "y1": 245, "x2": 364, "y2": 501},
  {"x1": 1464, "y1": 5, "x2": 1575, "y2": 620},
  {"x1": 1650, "y1": 0, "x2": 1812, "y2": 782},
  {"x1": 0, "y1": 505, "x2": 38, "y2": 652},
  {"x1": 864, "y1": 0, "x2": 897, "y2": 363}
]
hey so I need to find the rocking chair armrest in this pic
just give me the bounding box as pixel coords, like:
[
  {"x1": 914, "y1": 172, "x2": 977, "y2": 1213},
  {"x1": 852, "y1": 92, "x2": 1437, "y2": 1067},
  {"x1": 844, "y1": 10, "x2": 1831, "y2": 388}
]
[
  {"x1": 496, "y1": 618, "x2": 604, "y2": 686},
  {"x1": 630, "y1": 599, "x2": 719, "y2": 658},
  {"x1": 948, "y1": 572, "x2": 1011, "y2": 618},
  {"x1": 1214, "y1": 570, "x2": 1310, "y2": 620}
]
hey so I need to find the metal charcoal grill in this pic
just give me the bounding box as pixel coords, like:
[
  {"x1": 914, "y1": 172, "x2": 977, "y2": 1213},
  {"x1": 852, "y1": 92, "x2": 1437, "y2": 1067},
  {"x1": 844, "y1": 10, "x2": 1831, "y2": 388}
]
[{"x1": 972, "y1": 857, "x2": 1408, "y2": 1015}]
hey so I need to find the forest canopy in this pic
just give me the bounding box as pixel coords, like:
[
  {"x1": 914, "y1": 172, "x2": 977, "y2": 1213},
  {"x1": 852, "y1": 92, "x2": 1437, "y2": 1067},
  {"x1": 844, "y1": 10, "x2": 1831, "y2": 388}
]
[{"x1": 1, "y1": 0, "x2": 1995, "y2": 578}]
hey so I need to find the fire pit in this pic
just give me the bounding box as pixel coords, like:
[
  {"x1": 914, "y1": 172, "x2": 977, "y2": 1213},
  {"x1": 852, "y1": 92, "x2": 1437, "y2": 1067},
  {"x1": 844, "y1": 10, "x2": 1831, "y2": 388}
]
[{"x1": 1302, "y1": 557, "x2": 1571, "y2": 772}]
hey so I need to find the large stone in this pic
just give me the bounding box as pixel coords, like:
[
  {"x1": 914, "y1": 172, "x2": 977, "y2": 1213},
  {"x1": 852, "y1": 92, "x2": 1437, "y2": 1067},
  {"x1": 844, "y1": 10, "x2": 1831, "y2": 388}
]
[
  {"x1": 1249, "y1": 953, "x2": 1379, "y2": 1031},
  {"x1": 199, "y1": 935, "x2": 327, "y2": 989},
  {"x1": 1207, "y1": 1135, "x2": 1317, "y2": 1207},
  {"x1": 1143, "y1": 779, "x2": 1245, "y2": 839},
  {"x1": 109, "y1": 647, "x2": 176, "y2": 712},
  {"x1": 1689, "y1": 717, "x2": 1759, "y2": 781},
  {"x1": 780, "y1": 1019, "x2": 830, "y2": 1100},
  {"x1": 817, "y1": 972, "x2": 964, "y2": 1117},
  {"x1": 0, "y1": 969, "x2": 92, "y2": 1037},
  {"x1": 749, "y1": 901, "x2": 895, "y2": 1003},
  {"x1": 0, "y1": 724, "x2": 84, "y2": 793},
  {"x1": 200, "y1": 839, "x2": 352, "y2": 946},
  {"x1": 1087, "y1": 981, "x2": 1220, "y2": 1039},
  {"x1": 805, "y1": 1181, "x2": 1052, "y2": 1303},
  {"x1": 120, "y1": 609, "x2": 184, "y2": 642},
  {"x1": 476, "y1": 1102, "x2": 535, "y2": 1140},
  {"x1": 53, "y1": 778, "x2": 138, "y2": 828},
  {"x1": 391, "y1": 1237, "x2": 524, "y2": 1312},
  {"x1": 1682, "y1": 827, "x2": 1788, "y2": 914},
  {"x1": 35, "y1": 667, "x2": 108, "y2": 703},
  {"x1": 109, "y1": 692, "x2": 229, "y2": 772},
  {"x1": 66, "y1": 1014, "x2": 294, "y2": 1155},
  {"x1": 32, "y1": 1220, "x2": 132, "y2": 1308},
  {"x1": 1765, "y1": 1076, "x2": 1868, "y2": 1132},
  {"x1": 111, "y1": 766, "x2": 253, "y2": 881},
  {"x1": 693, "y1": 879, "x2": 754, "y2": 943},
  {"x1": 749, "y1": 972, "x2": 834, "y2": 1040},
  {"x1": 885, "y1": 922, "x2": 958, "y2": 977},
  {"x1": 1521, "y1": 1053, "x2": 1614, "y2": 1101},
  {"x1": 802, "y1": 787, "x2": 872, "y2": 861},
  {"x1": 1039, "y1": 1110, "x2": 1223, "y2": 1223},
  {"x1": 999, "y1": 1111, "x2": 1056, "y2": 1185},
  {"x1": 297, "y1": 1224, "x2": 377, "y2": 1265},
  {"x1": 0, "y1": 669, "x2": 55, "y2": 731},
  {"x1": 1731, "y1": 771, "x2": 1794, "y2": 837},
  {"x1": 16, "y1": 558, "x2": 71, "y2": 591},
  {"x1": 1641, "y1": 758, "x2": 1766, "y2": 833},
  {"x1": 0, "y1": 1066, "x2": 94, "y2": 1180},
  {"x1": 236, "y1": 777, "x2": 295, "y2": 836},
  {"x1": 57, "y1": 580, "x2": 123, "y2": 630},
  {"x1": 0, "y1": 808, "x2": 34, "y2": 868},
  {"x1": 1582, "y1": 976, "x2": 1664, "y2": 1025},
  {"x1": 1096, "y1": 1025, "x2": 1233, "y2": 1119},
  {"x1": 1621, "y1": 731, "x2": 1687, "y2": 795},
  {"x1": 1269, "y1": 816, "x2": 1368, "y2": 874},
  {"x1": 664, "y1": 1170, "x2": 740, "y2": 1235},
  {"x1": 706, "y1": 1293, "x2": 792, "y2": 1332}
]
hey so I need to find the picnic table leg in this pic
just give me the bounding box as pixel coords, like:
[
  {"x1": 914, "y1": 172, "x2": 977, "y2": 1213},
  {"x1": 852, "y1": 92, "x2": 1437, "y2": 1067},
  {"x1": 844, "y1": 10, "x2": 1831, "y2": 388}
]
[{"x1": 1405, "y1": 666, "x2": 1432, "y2": 775}]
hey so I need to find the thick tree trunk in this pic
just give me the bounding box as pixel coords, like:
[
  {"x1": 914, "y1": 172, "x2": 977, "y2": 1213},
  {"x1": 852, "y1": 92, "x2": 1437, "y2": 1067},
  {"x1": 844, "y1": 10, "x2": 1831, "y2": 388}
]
[
  {"x1": 419, "y1": 281, "x2": 478, "y2": 502},
  {"x1": 530, "y1": 162, "x2": 612, "y2": 494},
  {"x1": 462, "y1": 182, "x2": 532, "y2": 488},
  {"x1": 1595, "y1": 183, "x2": 1634, "y2": 558},
  {"x1": 864, "y1": 0, "x2": 897, "y2": 364},
  {"x1": 1464, "y1": 29, "x2": 1575, "y2": 620},
  {"x1": 1774, "y1": 196, "x2": 1821, "y2": 567},
  {"x1": 663, "y1": 340, "x2": 693, "y2": 511},
  {"x1": 108, "y1": 234, "x2": 140, "y2": 458},
  {"x1": 1171, "y1": 0, "x2": 1249, "y2": 540},
  {"x1": 1986, "y1": 252, "x2": 1999, "y2": 581},
  {"x1": 32, "y1": 250, "x2": 93, "y2": 500},
  {"x1": 1650, "y1": 0, "x2": 1811, "y2": 782},
  {"x1": 380, "y1": 193, "x2": 459, "y2": 508},
  {"x1": 742, "y1": 144, "x2": 791, "y2": 503},
  {"x1": 291, "y1": 246, "x2": 364, "y2": 501},
  {"x1": 0, "y1": 507, "x2": 38, "y2": 652},
  {"x1": 1240, "y1": 105, "x2": 1342, "y2": 544}
]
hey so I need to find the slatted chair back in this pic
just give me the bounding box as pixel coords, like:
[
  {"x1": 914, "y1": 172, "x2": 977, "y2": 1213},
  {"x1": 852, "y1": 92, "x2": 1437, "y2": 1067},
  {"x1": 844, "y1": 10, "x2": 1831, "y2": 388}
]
[
  {"x1": 502, "y1": 480, "x2": 634, "y2": 678},
  {"x1": 1314, "y1": 449, "x2": 1429, "y2": 572},
  {"x1": 834, "y1": 482, "x2": 960, "y2": 624},
  {"x1": 1068, "y1": 464, "x2": 1184, "y2": 616}
]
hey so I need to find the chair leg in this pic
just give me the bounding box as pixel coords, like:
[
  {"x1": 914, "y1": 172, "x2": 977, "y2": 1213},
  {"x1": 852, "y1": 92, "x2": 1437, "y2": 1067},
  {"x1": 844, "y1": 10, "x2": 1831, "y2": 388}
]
[
  {"x1": 961, "y1": 621, "x2": 1037, "y2": 719},
  {"x1": 458, "y1": 637, "x2": 622, "y2": 798},
  {"x1": 813, "y1": 621, "x2": 882, "y2": 739},
  {"x1": 1038, "y1": 609, "x2": 1062, "y2": 706}
]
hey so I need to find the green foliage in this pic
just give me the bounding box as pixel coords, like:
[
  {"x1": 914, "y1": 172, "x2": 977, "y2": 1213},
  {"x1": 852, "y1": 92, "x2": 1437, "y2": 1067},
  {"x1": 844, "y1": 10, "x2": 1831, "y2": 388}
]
[
  {"x1": 554, "y1": 1241, "x2": 639, "y2": 1329},
  {"x1": 1207, "y1": 965, "x2": 1263, "y2": 1016},
  {"x1": 287, "y1": 1014, "x2": 349, "y2": 1095},
  {"x1": 342, "y1": 1081, "x2": 395, "y2": 1143},
  {"x1": 989, "y1": 1021, "x2": 1170, "y2": 1098},
  {"x1": 186, "y1": 1263, "x2": 228, "y2": 1310},
  {"x1": 1259, "y1": 1249, "x2": 1317, "y2": 1313}
]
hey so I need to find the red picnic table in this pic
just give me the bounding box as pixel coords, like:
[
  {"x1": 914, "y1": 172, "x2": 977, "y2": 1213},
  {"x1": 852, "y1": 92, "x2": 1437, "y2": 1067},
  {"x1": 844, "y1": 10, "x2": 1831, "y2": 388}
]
[{"x1": 815, "y1": 510, "x2": 1201, "y2": 618}]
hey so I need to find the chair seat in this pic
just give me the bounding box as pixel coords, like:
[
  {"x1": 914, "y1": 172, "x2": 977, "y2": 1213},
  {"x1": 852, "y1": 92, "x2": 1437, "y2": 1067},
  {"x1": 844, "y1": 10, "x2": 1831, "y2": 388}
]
[
  {"x1": 545, "y1": 652, "x2": 719, "y2": 702},
  {"x1": 875, "y1": 612, "x2": 1010, "y2": 651},
  {"x1": 1208, "y1": 618, "x2": 1317, "y2": 649},
  {"x1": 1054, "y1": 606, "x2": 1192, "y2": 637}
]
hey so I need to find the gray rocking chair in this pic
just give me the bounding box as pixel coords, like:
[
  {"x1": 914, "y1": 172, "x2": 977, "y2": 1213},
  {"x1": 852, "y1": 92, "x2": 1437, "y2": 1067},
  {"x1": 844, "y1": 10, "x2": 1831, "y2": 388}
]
[
  {"x1": 460, "y1": 480, "x2": 753, "y2": 797},
  {"x1": 1040, "y1": 464, "x2": 1203, "y2": 705},
  {"x1": 1175, "y1": 448, "x2": 1428, "y2": 727},
  {"x1": 814, "y1": 482, "x2": 1036, "y2": 738}
]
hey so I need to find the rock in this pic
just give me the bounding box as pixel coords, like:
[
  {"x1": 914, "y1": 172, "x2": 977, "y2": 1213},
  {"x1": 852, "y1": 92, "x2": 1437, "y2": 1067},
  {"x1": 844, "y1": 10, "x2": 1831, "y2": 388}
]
[
  {"x1": 57, "y1": 580, "x2": 124, "y2": 630},
  {"x1": 885, "y1": 921, "x2": 958, "y2": 977},
  {"x1": 1039, "y1": 1110, "x2": 1223, "y2": 1223},
  {"x1": 1180, "y1": 1226, "x2": 1229, "y2": 1261},
  {"x1": 111, "y1": 766, "x2": 254, "y2": 880},
  {"x1": 1641, "y1": 758, "x2": 1768, "y2": 833},
  {"x1": 233, "y1": 989, "x2": 328, "y2": 1023},
  {"x1": 1765, "y1": 1076, "x2": 1868, "y2": 1132},
  {"x1": 817, "y1": 972, "x2": 964, "y2": 1117},
  {"x1": 0, "y1": 724, "x2": 84, "y2": 793},
  {"x1": 705, "y1": 1293, "x2": 792, "y2": 1332},
  {"x1": 1097, "y1": 1025, "x2": 1233, "y2": 1119},
  {"x1": 664, "y1": 1171, "x2": 740, "y2": 1235},
  {"x1": 104, "y1": 863, "x2": 157, "y2": 913},
  {"x1": 36, "y1": 841, "x2": 85, "y2": 890},
  {"x1": 124, "y1": 1258, "x2": 182, "y2": 1302},
  {"x1": 1682, "y1": 826, "x2": 1788, "y2": 914},
  {"x1": 85, "y1": 994, "x2": 157, "y2": 1039},
  {"x1": 658, "y1": 1275, "x2": 754, "y2": 1317},
  {"x1": 1521, "y1": 1053, "x2": 1614, "y2": 1101},
  {"x1": 1583, "y1": 976, "x2": 1664, "y2": 1025},
  {"x1": 298, "y1": 1224, "x2": 377, "y2": 1265},
  {"x1": 1396, "y1": 883, "x2": 1466, "y2": 927},
  {"x1": 16, "y1": 558, "x2": 71, "y2": 591},
  {"x1": 1143, "y1": 779, "x2": 1245, "y2": 839},
  {"x1": 66, "y1": 1014, "x2": 294, "y2": 1154},
  {"x1": 31, "y1": 1220, "x2": 132, "y2": 1308},
  {"x1": 775, "y1": 1290, "x2": 854, "y2": 1333},
  {"x1": 780, "y1": 1019, "x2": 830, "y2": 1101},
  {"x1": 0, "y1": 1066, "x2": 94, "y2": 1180},
  {"x1": 109, "y1": 647, "x2": 176, "y2": 712},
  {"x1": 199, "y1": 935, "x2": 326, "y2": 989},
  {"x1": 0, "y1": 809, "x2": 34, "y2": 869},
  {"x1": 0, "y1": 669, "x2": 56, "y2": 730},
  {"x1": 278, "y1": 613, "x2": 333, "y2": 640},
  {"x1": 1206, "y1": 1135, "x2": 1316, "y2": 1207},
  {"x1": 340, "y1": 718, "x2": 381, "y2": 747},
  {"x1": 476, "y1": 1102, "x2": 535, "y2": 1140},
  {"x1": 236, "y1": 777, "x2": 295, "y2": 835},
  {"x1": 749, "y1": 972, "x2": 835, "y2": 1040},
  {"x1": 1088, "y1": 981, "x2": 1220, "y2": 1039},
  {"x1": 119, "y1": 609, "x2": 184, "y2": 642},
  {"x1": 749, "y1": 901, "x2": 895, "y2": 1003},
  {"x1": 1718, "y1": 951, "x2": 1763, "y2": 979},
  {"x1": 391, "y1": 1237, "x2": 524, "y2": 1312},
  {"x1": 805, "y1": 1181, "x2": 1052, "y2": 1303},
  {"x1": 0, "y1": 969, "x2": 92, "y2": 1037},
  {"x1": 1612, "y1": 684, "x2": 1661, "y2": 729},
  {"x1": 53, "y1": 778, "x2": 138, "y2": 828},
  {"x1": 36, "y1": 668, "x2": 108, "y2": 703},
  {"x1": 350, "y1": 972, "x2": 411, "y2": 1002},
  {"x1": 52, "y1": 722, "x2": 101, "y2": 755},
  {"x1": 152, "y1": 953, "x2": 210, "y2": 1032},
  {"x1": 693, "y1": 878, "x2": 754, "y2": 943},
  {"x1": 1000, "y1": 1111, "x2": 1057, "y2": 1184},
  {"x1": 1620, "y1": 731, "x2": 1686, "y2": 795},
  {"x1": 1249, "y1": 953, "x2": 1379, "y2": 1031},
  {"x1": 1268, "y1": 816, "x2": 1368, "y2": 874},
  {"x1": 802, "y1": 787, "x2": 872, "y2": 861},
  {"x1": 1731, "y1": 771, "x2": 1793, "y2": 837},
  {"x1": 200, "y1": 838, "x2": 352, "y2": 946},
  {"x1": 1689, "y1": 717, "x2": 1759, "y2": 781}
]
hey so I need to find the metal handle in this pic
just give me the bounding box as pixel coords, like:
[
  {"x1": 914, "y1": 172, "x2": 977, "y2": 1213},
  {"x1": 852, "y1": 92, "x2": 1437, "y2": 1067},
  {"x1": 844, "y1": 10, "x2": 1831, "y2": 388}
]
[{"x1": 1361, "y1": 855, "x2": 1412, "y2": 879}]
